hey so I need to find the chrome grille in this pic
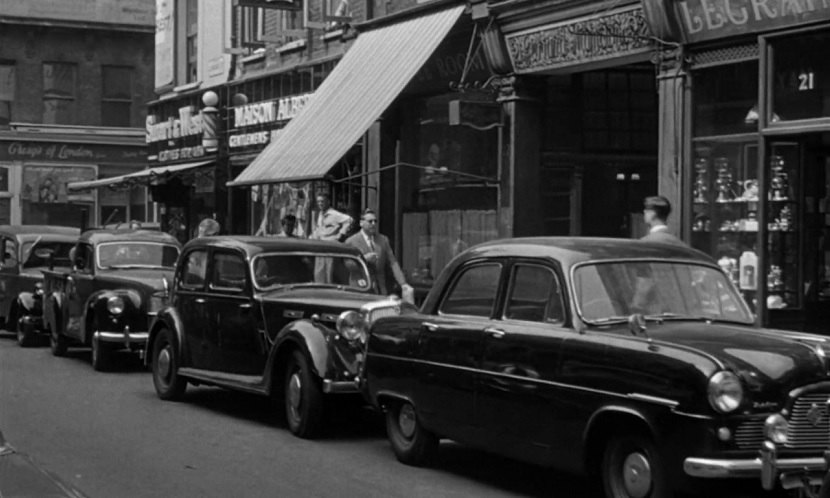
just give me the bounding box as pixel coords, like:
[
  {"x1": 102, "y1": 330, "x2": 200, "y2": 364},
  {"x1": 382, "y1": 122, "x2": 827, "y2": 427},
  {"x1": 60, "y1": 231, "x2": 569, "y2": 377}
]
[
  {"x1": 785, "y1": 393, "x2": 830, "y2": 450},
  {"x1": 366, "y1": 304, "x2": 399, "y2": 323},
  {"x1": 734, "y1": 419, "x2": 765, "y2": 449}
]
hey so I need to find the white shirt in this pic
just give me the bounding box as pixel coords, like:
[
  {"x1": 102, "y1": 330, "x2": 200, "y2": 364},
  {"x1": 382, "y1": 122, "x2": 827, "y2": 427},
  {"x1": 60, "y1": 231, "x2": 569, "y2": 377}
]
[
  {"x1": 649, "y1": 224, "x2": 669, "y2": 234},
  {"x1": 362, "y1": 230, "x2": 376, "y2": 252}
]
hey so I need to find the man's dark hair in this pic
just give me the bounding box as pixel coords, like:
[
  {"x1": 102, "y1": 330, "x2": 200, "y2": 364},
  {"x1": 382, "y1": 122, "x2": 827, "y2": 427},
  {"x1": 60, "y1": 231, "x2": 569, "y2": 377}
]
[
  {"x1": 316, "y1": 192, "x2": 330, "y2": 201},
  {"x1": 644, "y1": 195, "x2": 672, "y2": 221},
  {"x1": 361, "y1": 208, "x2": 376, "y2": 219},
  {"x1": 281, "y1": 214, "x2": 297, "y2": 223}
]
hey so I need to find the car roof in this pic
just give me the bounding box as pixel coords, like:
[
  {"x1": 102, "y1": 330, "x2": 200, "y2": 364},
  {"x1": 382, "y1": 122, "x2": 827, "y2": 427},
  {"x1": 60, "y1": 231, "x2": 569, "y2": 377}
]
[
  {"x1": 182, "y1": 236, "x2": 363, "y2": 258},
  {"x1": 80, "y1": 229, "x2": 181, "y2": 246},
  {"x1": 463, "y1": 237, "x2": 715, "y2": 268},
  {"x1": 0, "y1": 225, "x2": 80, "y2": 243}
]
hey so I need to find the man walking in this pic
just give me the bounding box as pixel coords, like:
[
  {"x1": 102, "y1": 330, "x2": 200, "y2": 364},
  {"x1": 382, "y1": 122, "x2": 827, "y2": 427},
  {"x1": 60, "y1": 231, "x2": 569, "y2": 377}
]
[
  {"x1": 346, "y1": 208, "x2": 412, "y2": 296},
  {"x1": 310, "y1": 193, "x2": 352, "y2": 242},
  {"x1": 640, "y1": 195, "x2": 686, "y2": 246}
]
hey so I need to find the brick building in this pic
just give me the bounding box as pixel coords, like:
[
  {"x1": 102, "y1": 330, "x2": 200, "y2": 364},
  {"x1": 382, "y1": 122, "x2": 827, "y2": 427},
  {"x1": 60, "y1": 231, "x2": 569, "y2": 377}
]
[{"x1": 0, "y1": 0, "x2": 155, "y2": 227}]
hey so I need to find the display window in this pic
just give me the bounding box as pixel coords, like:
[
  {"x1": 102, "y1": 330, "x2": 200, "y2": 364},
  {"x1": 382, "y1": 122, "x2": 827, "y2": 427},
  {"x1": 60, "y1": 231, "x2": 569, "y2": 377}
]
[
  {"x1": 692, "y1": 61, "x2": 759, "y2": 137},
  {"x1": 769, "y1": 30, "x2": 830, "y2": 123},
  {"x1": 20, "y1": 164, "x2": 95, "y2": 227}
]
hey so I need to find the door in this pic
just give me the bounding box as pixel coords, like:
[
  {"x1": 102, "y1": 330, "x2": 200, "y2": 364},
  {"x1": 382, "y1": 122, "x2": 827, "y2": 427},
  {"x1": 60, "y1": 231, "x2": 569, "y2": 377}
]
[
  {"x1": 207, "y1": 250, "x2": 263, "y2": 375},
  {"x1": 0, "y1": 236, "x2": 18, "y2": 318},
  {"x1": 477, "y1": 262, "x2": 569, "y2": 464},
  {"x1": 65, "y1": 243, "x2": 95, "y2": 342},
  {"x1": 416, "y1": 261, "x2": 503, "y2": 441},
  {"x1": 174, "y1": 248, "x2": 212, "y2": 369}
]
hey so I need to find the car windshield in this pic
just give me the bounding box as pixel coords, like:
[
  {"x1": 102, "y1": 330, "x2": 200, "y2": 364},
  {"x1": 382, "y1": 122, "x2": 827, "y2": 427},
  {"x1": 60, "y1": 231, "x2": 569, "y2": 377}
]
[
  {"x1": 573, "y1": 260, "x2": 753, "y2": 325},
  {"x1": 252, "y1": 253, "x2": 371, "y2": 291},
  {"x1": 21, "y1": 241, "x2": 75, "y2": 268},
  {"x1": 97, "y1": 242, "x2": 179, "y2": 269}
]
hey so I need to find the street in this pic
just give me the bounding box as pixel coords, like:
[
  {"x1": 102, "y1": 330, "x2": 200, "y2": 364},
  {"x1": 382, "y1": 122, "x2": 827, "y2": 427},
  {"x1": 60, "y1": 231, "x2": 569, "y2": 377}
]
[{"x1": 0, "y1": 334, "x2": 593, "y2": 498}]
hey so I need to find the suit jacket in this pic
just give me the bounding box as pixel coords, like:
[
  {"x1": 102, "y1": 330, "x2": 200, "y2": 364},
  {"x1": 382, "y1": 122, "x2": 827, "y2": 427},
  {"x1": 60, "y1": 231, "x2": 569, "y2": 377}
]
[
  {"x1": 641, "y1": 229, "x2": 686, "y2": 247},
  {"x1": 346, "y1": 231, "x2": 406, "y2": 294}
]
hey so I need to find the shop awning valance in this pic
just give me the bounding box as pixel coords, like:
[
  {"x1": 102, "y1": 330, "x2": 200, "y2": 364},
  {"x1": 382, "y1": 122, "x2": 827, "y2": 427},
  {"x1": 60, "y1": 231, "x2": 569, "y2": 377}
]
[
  {"x1": 67, "y1": 159, "x2": 214, "y2": 191},
  {"x1": 227, "y1": 4, "x2": 465, "y2": 187}
]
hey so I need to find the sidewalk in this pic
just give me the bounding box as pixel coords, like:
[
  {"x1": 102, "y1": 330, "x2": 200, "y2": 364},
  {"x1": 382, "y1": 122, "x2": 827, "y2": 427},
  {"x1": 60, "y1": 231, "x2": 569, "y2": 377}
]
[{"x1": 0, "y1": 430, "x2": 87, "y2": 498}]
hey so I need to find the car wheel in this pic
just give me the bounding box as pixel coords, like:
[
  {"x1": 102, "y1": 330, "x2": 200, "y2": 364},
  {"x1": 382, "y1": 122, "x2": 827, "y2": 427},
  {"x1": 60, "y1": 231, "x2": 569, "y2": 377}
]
[
  {"x1": 152, "y1": 328, "x2": 186, "y2": 400},
  {"x1": 49, "y1": 319, "x2": 68, "y2": 357},
  {"x1": 385, "y1": 401, "x2": 438, "y2": 466},
  {"x1": 16, "y1": 317, "x2": 36, "y2": 348},
  {"x1": 91, "y1": 334, "x2": 112, "y2": 372},
  {"x1": 602, "y1": 432, "x2": 669, "y2": 498},
  {"x1": 283, "y1": 350, "x2": 324, "y2": 439}
]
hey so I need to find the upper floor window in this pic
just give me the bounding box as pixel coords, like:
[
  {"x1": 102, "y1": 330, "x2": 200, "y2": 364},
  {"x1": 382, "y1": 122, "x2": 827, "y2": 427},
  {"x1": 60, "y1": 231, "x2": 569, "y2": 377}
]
[
  {"x1": 186, "y1": 0, "x2": 198, "y2": 83},
  {"x1": 43, "y1": 62, "x2": 77, "y2": 124},
  {"x1": 241, "y1": 7, "x2": 266, "y2": 47},
  {"x1": 0, "y1": 62, "x2": 14, "y2": 126},
  {"x1": 102, "y1": 66, "x2": 133, "y2": 127}
]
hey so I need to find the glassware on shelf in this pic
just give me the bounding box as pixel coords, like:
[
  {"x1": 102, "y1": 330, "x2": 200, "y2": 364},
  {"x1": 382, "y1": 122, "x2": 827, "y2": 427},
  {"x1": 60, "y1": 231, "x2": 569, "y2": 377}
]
[
  {"x1": 767, "y1": 265, "x2": 784, "y2": 290},
  {"x1": 718, "y1": 255, "x2": 739, "y2": 285},
  {"x1": 741, "y1": 179, "x2": 759, "y2": 201},
  {"x1": 694, "y1": 158, "x2": 710, "y2": 203},
  {"x1": 767, "y1": 294, "x2": 787, "y2": 309},
  {"x1": 714, "y1": 157, "x2": 735, "y2": 203},
  {"x1": 769, "y1": 155, "x2": 790, "y2": 201},
  {"x1": 739, "y1": 249, "x2": 758, "y2": 290}
]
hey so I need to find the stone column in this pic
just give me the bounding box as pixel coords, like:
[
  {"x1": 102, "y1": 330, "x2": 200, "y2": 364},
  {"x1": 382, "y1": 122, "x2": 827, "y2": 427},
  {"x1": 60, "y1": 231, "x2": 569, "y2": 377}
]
[{"x1": 655, "y1": 48, "x2": 688, "y2": 239}]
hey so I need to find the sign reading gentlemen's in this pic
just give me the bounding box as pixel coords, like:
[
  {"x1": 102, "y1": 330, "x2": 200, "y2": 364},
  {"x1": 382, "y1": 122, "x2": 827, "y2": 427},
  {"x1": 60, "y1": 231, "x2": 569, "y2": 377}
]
[
  {"x1": 505, "y1": 5, "x2": 654, "y2": 73},
  {"x1": 658, "y1": 0, "x2": 830, "y2": 43}
]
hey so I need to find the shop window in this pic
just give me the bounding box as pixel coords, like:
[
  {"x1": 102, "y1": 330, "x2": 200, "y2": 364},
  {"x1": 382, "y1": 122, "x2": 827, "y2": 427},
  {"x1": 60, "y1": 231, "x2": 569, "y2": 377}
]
[
  {"x1": 43, "y1": 62, "x2": 77, "y2": 125},
  {"x1": 0, "y1": 62, "x2": 14, "y2": 126},
  {"x1": 692, "y1": 61, "x2": 758, "y2": 136},
  {"x1": 21, "y1": 165, "x2": 95, "y2": 227},
  {"x1": 770, "y1": 31, "x2": 830, "y2": 122},
  {"x1": 130, "y1": 186, "x2": 147, "y2": 222},
  {"x1": 102, "y1": 66, "x2": 132, "y2": 127}
]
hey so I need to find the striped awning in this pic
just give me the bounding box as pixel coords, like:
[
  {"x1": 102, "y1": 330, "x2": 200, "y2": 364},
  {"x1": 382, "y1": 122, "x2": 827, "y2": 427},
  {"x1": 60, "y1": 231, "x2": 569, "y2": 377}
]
[
  {"x1": 227, "y1": 5, "x2": 465, "y2": 187},
  {"x1": 67, "y1": 159, "x2": 214, "y2": 191}
]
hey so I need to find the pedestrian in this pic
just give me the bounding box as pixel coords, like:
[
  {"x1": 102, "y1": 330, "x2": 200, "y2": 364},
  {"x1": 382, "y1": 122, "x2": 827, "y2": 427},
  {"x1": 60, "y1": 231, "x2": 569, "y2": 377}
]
[
  {"x1": 346, "y1": 208, "x2": 412, "y2": 297},
  {"x1": 310, "y1": 193, "x2": 352, "y2": 242},
  {"x1": 277, "y1": 214, "x2": 298, "y2": 238},
  {"x1": 640, "y1": 195, "x2": 686, "y2": 246},
  {"x1": 197, "y1": 218, "x2": 221, "y2": 238}
]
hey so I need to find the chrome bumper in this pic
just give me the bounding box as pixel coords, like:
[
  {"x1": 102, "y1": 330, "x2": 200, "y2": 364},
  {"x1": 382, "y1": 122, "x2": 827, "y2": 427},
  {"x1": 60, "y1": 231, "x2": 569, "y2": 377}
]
[
  {"x1": 685, "y1": 441, "x2": 827, "y2": 490},
  {"x1": 322, "y1": 379, "x2": 359, "y2": 394},
  {"x1": 94, "y1": 327, "x2": 149, "y2": 349}
]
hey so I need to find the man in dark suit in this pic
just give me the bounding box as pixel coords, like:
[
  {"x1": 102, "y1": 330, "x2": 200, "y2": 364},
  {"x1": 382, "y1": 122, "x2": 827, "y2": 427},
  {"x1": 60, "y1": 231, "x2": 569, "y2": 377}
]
[
  {"x1": 346, "y1": 209, "x2": 411, "y2": 295},
  {"x1": 640, "y1": 195, "x2": 686, "y2": 246}
]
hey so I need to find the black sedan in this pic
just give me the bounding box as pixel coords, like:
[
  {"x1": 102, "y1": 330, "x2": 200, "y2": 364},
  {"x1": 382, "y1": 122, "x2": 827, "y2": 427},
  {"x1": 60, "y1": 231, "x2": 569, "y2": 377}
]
[
  {"x1": 363, "y1": 237, "x2": 830, "y2": 498},
  {"x1": 146, "y1": 236, "x2": 403, "y2": 439}
]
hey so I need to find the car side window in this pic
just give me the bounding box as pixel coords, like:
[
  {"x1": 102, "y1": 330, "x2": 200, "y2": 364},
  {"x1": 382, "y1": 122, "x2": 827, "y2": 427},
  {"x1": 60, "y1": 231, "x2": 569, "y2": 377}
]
[
  {"x1": 504, "y1": 264, "x2": 565, "y2": 324},
  {"x1": 439, "y1": 263, "x2": 501, "y2": 317},
  {"x1": 72, "y1": 244, "x2": 94, "y2": 274},
  {"x1": 1, "y1": 237, "x2": 17, "y2": 269},
  {"x1": 180, "y1": 249, "x2": 208, "y2": 290},
  {"x1": 210, "y1": 252, "x2": 247, "y2": 292}
]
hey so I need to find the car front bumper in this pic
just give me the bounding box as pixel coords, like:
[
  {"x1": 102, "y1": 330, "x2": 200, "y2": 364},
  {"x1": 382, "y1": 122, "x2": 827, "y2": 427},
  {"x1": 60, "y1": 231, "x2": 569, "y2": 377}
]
[
  {"x1": 94, "y1": 327, "x2": 148, "y2": 350},
  {"x1": 18, "y1": 315, "x2": 45, "y2": 334},
  {"x1": 684, "y1": 441, "x2": 826, "y2": 490}
]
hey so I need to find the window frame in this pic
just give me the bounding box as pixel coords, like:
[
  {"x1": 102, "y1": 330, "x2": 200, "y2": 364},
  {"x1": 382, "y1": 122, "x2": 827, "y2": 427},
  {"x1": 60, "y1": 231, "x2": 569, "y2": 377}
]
[
  {"x1": 207, "y1": 249, "x2": 250, "y2": 295},
  {"x1": 501, "y1": 262, "x2": 567, "y2": 325},
  {"x1": 178, "y1": 248, "x2": 209, "y2": 291},
  {"x1": 101, "y1": 65, "x2": 133, "y2": 127},
  {"x1": 0, "y1": 60, "x2": 15, "y2": 125},
  {"x1": 437, "y1": 261, "x2": 504, "y2": 318},
  {"x1": 42, "y1": 62, "x2": 78, "y2": 125}
]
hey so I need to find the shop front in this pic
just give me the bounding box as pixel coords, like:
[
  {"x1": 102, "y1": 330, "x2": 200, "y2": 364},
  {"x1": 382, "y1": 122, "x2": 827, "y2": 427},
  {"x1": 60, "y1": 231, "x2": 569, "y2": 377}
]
[
  {"x1": 646, "y1": 0, "x2": 830, "y2": 332},
  {"x1": 0, "y1": 123, "x2": 147, "y2": 228}
]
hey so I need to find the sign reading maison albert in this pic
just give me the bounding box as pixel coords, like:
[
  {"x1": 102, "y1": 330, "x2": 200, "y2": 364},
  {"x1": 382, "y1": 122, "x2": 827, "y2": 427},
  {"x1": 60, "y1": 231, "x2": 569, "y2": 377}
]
[
  {"x1": 672, "y1": 0, "x2": 830, "y2": 43},
  {"x1": 505, "y1": 5, "x2": 654, "y2": 74}
]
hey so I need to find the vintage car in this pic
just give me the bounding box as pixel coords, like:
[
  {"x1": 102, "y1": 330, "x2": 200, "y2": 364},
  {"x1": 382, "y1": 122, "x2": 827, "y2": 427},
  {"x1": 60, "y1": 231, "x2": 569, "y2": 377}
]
[
  {"x1": 363, "y1": 237, "x2": 830, "y2": 497},
  {"x1": 42, "y1": 229, "x2": 180, "y2": 370},
  {"x1": 146, "y1": 236, "x2": 402, "y2": 439},
  {"x1": 0, "y1": 225, "x2": 79, "y2": 346}
]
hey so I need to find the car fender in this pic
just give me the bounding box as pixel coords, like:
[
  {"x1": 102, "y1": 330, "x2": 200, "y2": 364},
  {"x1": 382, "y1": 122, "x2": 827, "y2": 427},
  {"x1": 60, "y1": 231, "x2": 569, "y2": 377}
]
[
  {"x1": 145, "y1": 306, "x2": 187, "y2": 368},
  {"x1": 45, "y1": 291, "x2": 66, "y2": 335},
  {"x1": 269, "y1": 320, "x2": 333, "y2": 386},
  {"x1": 581, "y1": 404, "x2": 661, "y2": 475},
  {"x1": 82, "y1": 289, "x2": 141, "y2": 342}
]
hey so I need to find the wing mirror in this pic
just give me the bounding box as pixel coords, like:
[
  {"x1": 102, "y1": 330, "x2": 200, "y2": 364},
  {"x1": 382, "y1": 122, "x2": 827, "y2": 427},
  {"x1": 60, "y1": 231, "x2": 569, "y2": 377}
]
[{"x1": 628, "y1": 313, "x2": 647, "y2": 337}]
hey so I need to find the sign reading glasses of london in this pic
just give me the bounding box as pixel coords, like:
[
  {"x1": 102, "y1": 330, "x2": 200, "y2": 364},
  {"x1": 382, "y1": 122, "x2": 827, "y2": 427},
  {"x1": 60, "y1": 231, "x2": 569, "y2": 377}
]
[{"x1": 505, "y1": 5, "x2": 654, "y2": 73}]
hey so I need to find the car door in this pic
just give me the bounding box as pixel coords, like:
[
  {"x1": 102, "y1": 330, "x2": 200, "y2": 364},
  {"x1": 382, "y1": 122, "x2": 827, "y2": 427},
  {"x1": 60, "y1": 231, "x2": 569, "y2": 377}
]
[
  {"x1": 0, "y1": 236, "x2": 19, "y2": 319},
  {"x1": 206, "y1": 250, "x2": 263, "y2": 375},
  {"x1": 174, "y1": 248, "x2": 212, "y2": 369},
  {"x1": 477, "y1": 261, "x2": 570, "y2": 465},
  {"x1": 65, "y1": 243, "x2": 95, "y2": 342},
  {"x1": 416, "y1": 261, "x2": 504, "y2": 441}
]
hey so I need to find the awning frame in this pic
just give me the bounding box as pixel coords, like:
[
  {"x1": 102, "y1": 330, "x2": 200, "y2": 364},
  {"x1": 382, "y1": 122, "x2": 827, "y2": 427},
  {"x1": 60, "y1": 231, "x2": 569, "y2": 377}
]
[{"x1": 67, "y1": 159, "x2": 215, "y2": 192}]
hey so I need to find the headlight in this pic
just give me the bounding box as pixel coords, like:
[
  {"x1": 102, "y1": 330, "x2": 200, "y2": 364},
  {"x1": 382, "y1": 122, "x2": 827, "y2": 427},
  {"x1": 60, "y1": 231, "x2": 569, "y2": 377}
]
[
  {"x1": 34, "y1": 282, "x2": 44, "y2": 296},
  {"x1": 336, "y1": 310, "x2": 367, "y2": 342},
  {"x1": 708, "y1": 371, "x2": 744, "y2": 413},
  {"x1": 107, "y1": 295, "x2": 125, "y2": 315},
  {"x1": 765, "y1": 414, "x2": 788, "y2": 444}
]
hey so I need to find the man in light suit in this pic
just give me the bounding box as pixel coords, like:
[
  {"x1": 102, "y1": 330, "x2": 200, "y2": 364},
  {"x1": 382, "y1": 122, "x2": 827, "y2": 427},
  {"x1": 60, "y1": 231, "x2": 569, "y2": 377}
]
[
  {"x1": 346, "y1": 209, "x2": 412, "y2": 296},
  {"x1": 640, "y1": 195, "x2": 686, "y2": 246}
]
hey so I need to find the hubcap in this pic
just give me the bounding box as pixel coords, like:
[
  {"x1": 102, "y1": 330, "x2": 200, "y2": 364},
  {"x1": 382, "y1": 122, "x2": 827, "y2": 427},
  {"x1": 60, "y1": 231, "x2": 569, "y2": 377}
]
[
  {"x1": 157, "y1": 346, "x2": 171, "y2": 379},
  {"x1": 287, "y1": 372, "x2": 302, "y2": 421},
  {"x1": 398, "y1": 404, "x2": 416, "y2": 439},
  {"x1": 622, "y1": 452, "x2": 652, "y2": 498}
]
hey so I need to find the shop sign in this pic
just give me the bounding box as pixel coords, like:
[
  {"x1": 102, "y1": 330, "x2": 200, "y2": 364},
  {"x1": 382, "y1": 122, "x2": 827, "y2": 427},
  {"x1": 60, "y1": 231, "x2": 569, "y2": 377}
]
[
  {"x1": 156, "y1": 145, "x2": 205, "y2": 162},
  {"x1": 0, "y1": 141, "x2": 147, "y2": 165},
  {"x1": 504, "y1": 5, "x2": 654, "y2": 73},
  {"x1": 146, "y1": 106, "x2": 204, "y2": 143},
  {"x1": 228, "y1": 93, "x2": 311, "y2": 150},
  {"x1": 671, "y1": 0, "x2": 830, "y2": 43}
]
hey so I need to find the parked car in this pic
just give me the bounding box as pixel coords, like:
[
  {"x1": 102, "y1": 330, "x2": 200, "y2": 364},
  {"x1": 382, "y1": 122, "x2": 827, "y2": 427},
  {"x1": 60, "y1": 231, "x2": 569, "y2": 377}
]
[
  {"x1": 42, "y1": 229, "x2": 180, "y2": 370},
  {"x1": 0, "y1": 225, "x2": 79, "y2": 346},
  {"x1": 146, "y1": 236, "x2": 403, "y2": 438},
  {"x1": 363, "y1": 237, "x2": 830, "y2": 498}
]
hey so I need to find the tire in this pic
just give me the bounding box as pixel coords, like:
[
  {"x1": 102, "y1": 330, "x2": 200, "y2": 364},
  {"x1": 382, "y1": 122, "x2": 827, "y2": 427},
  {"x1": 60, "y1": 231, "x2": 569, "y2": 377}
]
[
  {"x1": 385, "y1": 401, "x2": 438, "y2": 466},
  {"x1": 602, "y1": 432, "x2": 670, "y2": 498},
  {"x1": 91, "y1": 333, "x2": 112, "y2": 372},
  {"x1": 49, "y1": 310, "x2": 68, "y2": 357},
  {"x1": 16, "y1": 316, "x2": 36, "y2": 348},
  {"x1": 283, "y1": 350, "x2": 324, "y2": 439},
  {"x1": 151, "y1": 328, "x2": 186, "y2": 400}
]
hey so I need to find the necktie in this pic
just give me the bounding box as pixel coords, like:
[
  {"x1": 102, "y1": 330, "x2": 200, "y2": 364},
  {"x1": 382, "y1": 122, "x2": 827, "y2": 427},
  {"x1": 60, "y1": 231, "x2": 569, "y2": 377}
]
[{"x1": 368, "y1": 236, "x2": 375, "y2": 251}]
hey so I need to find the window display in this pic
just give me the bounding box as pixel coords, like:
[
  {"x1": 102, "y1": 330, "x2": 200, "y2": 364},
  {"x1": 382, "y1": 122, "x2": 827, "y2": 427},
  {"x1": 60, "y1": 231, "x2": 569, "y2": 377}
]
[
  {"x1": 764, "y1": 142, "x2": 801, "y2": 309},
  {"x1": 770, "y1": 30, "x2": 830, "y2": 122}
]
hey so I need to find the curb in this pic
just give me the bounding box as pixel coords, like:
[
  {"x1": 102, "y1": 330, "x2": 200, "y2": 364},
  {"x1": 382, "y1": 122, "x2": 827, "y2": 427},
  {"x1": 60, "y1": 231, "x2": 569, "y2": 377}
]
[{"x1": 0, "y1": 430, "x2": 88, "y2": 498}]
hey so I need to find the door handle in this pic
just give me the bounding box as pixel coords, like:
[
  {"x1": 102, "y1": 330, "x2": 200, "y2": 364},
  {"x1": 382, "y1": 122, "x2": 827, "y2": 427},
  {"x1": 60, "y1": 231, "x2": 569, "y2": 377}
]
[
  {"x1": 239, "y1": 303, "x2": 252, "y2": 310},
  {"x1": 485, "y1": 327, "x2": 506, "y2": 339},
  {"x1": 195, "y1": 298, "x2": 206, "y2": 304},
  {"x1": 423, "y1": 322, "x2": 440, "y2": 332}
]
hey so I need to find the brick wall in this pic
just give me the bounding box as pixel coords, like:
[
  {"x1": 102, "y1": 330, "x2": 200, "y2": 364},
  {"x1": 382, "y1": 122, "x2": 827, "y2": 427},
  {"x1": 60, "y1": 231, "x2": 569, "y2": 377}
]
[{"x1": 0, "y1": 24, "x2": 154, "y2": 127}]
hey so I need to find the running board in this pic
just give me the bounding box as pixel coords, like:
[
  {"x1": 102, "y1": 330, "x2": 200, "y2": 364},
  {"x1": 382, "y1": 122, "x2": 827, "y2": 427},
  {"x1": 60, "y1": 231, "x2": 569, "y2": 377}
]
[{"x1": 178, "y1": 368, "x2": 267, "y2": 395}]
